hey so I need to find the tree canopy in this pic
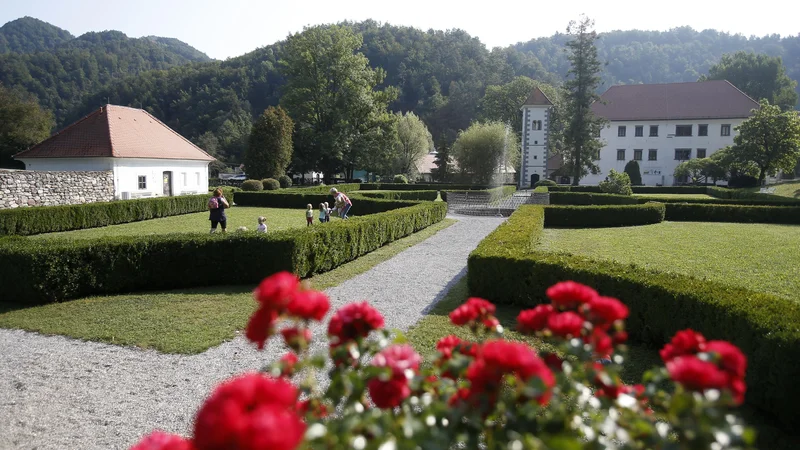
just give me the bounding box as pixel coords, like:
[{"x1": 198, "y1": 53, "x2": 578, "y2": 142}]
[
  {"x1": 700, "y1": 51, "x2": 798, "y2": 111},
  {"x1": 0, "y1": 84, "x2": 53, "y2": 168},
  {"x1": 390, "y1": 112, "x2": 432, "y2": 177},
  {"x1": 452, "y1": 121, "x2": 520, "y2": 184},
  {"x1": 245, "y1": 106, "x2": 294, "y2": 180}
]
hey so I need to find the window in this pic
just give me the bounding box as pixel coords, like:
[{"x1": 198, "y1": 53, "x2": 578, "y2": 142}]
[
  {"x1": 531, "y1": 120, "x2": 542, "y2": 131},
  {"x1": 721, "y1": 124, "x2": 731, "y2": 136},
  {"x1": 182, "y1": 172, "x2": 187, "y2": 187},
  {"x1": 635, "y1": 126, "x2": 643, "y2": 137},
  {"x1": 649, "y1": 125, "x2": 659, "y2": 137},
  {"x1": 618, "y1": 126, "x2": 627, "y2": 137},
  {"x1": 648, "y1": 149, "x2": 658, "y2": 161},
  {"x1": 675, "y1": 149, "x2": 691, "y2": 160},
  {"x1": 675, "y1": 125, "x2": 692, "y2": 137},
  {"x1": 634, "y1": 149, "x2": 643, "y2": 161},
  {"x1": 138, "y1": 176, "x2": 147, "y2": 190},
  {"x1": 615, "y1": 149, "x2": 625, "y2": 160},
  {"x1": 698, "y1": 124, "x2": 708, "y2": 136},
  {"x1": 696, "y1": 148, "x2": 706, "y2": 158}
]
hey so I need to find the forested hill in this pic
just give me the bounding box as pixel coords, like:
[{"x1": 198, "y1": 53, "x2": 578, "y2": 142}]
[{"x1": 0, "y1": 17, "x2": 212, "y2": 121}]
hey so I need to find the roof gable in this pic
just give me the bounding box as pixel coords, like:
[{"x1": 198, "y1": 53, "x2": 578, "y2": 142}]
[
  {"x1": 15, "y1": 105, "x2": 215, "y2": 161},
  {"x1": 522, "y1": 87, "x2": 553, "y2": 107},
  {"x1": 590, "y1": 80, "x2": 759, "y2": 121}
]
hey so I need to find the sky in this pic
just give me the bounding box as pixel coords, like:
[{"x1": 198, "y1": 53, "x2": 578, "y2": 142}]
[{"x1": 1, "y1": 0, "x2": 797, "y2": 60}]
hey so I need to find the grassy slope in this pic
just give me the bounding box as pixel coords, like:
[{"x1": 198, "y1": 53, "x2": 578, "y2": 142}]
[
  {"x1": 631, "y1": 193, "x2": 714, "y2": 199},
  {"x1": 0, "y1": 219, "x2": 457, "y2": 354},
  {"x1": 538, "y1": 222, "x2": 800, "y2": 301},
  {"x1": 741, "y1": 181, "x2": 800, "y2": 199}
]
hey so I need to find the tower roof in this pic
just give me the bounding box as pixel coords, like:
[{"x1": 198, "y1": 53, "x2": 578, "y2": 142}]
[{"x1": 522, "y1": 87, "x2": 553, "y2": 107}]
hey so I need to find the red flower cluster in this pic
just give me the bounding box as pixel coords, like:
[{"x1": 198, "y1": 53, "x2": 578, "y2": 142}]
[
  {"x1": 281, "y1": 327, "x2": 312, "y2": 352},
  {"x1": 279, "y1": 352, "x2": 299, "y2": 377},
  {"x1": 327, "y1": 301, "x2": 385, "y2": 344},
  {"x1": 546, "y1": 281, "x2": 598, "y2": 309},
  {"x1": 449, "y1": 297, "x2": 497, "y2": 327},
  {"x1": 661, "y1": 329, "x2": 747, "y2": 404},
  {"x1": 245, "y1": 272, "x2": 330, "y2": 350},
  {"x1": 517, "y1": 305, "x2": 554, "y2": 333},
  {"x1": 130, "y1": 431, "x2": 194, "y2": 450},
  {"x1": 193, "y1": 373, "x2": 305, "y2": 450},
  {"x1": 368, "y1": 345, "x2": 422, "y2": 408},
  {"x1": 436, "y1": 335, "x2": 478, "y2": 360}
]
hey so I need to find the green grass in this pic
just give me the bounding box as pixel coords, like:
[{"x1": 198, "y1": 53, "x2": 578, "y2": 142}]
[
  {"x1": 538, "y1": 222, "x2": 800, "y2": 301},
  {"x1": 632, "y1": 193, "x2": 714, "y2": 199},
  {"x1": 29, "y1": 207, "x2": 310, "y2": 240},
  {"x1": 740, "y1": 181, "x2": 800, "y2": 199},
  {"x1": 0, "y1": 219, "x2": 457, "y2": 353}
]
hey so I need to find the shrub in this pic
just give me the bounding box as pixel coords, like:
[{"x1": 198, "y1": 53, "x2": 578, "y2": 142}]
[
  {"x1": 728, "y1": 174, "x2": 759, "y2": 188},
  {"x1": 262, "y1": 178, "x2": 281, "y2": 190},
  {"x1": 0, "y1": 202, "x2": 447, "y2": 306},
  {"x1": 283, "y1": 183, "x2": 361, "y2": 194},
  {"x1": 393, "y1": 174, "x2": 409, "y2": 184},
  {"x1": 544, "y1": 203, "x2": 665, "y2": 227},
  {"x1": 241, "y1": 179, "x2": 264, "y2": 191},
  {"x1": 230, "y1": 191, "x2": 423, "y2": 216},
  {"x1": 548, "y1": 191, "x2": 640, "y2": 205},
  {"x1": 664, "y1": 203, "x2": 800, "y2": 224},
  {"x1": 278, "y1": 175, "x2": 292, "y2": 188},
  {"x1": 599, "y1": 169, "x2": 633, "y2": 195},
  {"x1": 355, "y1": 190, "x2": 438, "y2": 201},
  {"x1": 633, "y1": 186, "x2": 710, "y2": 194},
  {"x1": 624, "y1": 160, "x2": 643, "y2": 185},
  {"x1": 533, "y1": 186, "x2": 549, "y2": 193},
  {"x1": 359, "y1": 183, "x2": 494, "y2": 191},
  {"x1": 467, "y1": 204, "x2": 800, "y2": 429},
  {"x1": 534, "y1": 179, "x2": 557, "y2": 187}
]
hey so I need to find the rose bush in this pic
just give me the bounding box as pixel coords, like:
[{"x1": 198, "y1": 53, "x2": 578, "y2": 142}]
[{"x1": 132, "y1": 273, "x2": 755, "y2": 449}]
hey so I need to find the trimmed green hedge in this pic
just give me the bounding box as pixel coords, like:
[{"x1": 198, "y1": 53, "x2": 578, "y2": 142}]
[
  {"x1": 283, "y1": 183, "x2": 361, "y2": 194},
  {"x1": 467, "y1": 205, "x2": 800, "y2": 429},
  {"x1": 2, "y1": 201, "x2": 447, "y2": 306},
  {"x1": 355, "y1": 190, "x2": 439, "y2": 201},
  {"x1": 544, "y1": 203, "x2": 665, "y2": 228},
  {"x1": 359, "y1": 183, "x2": 499, "y2": 191},
  {"x1": 234, "y1": 191, "x2": 416, "y2": 215},
  {"x1": 549, "y1": 191, "x2": 639, "y2": 205},
  {"x1": 441, "y1": 185, "x2": 517, "y2": 202},
  {"x1": 664, "y1": 203, "x2": 800, "y2": 224}
]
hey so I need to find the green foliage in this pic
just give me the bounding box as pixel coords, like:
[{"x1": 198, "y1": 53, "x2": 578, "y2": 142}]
[
  {"x1": 0, "y1": 194, "x2": 215, "y2": 236},
  {"x1": 623, "y1": 160, "x2": 642, "y2": 185},
  {"x1": 241, "y1": 179, "x2": 263, "y2": 191},
  {"x1": 234, "y1": 191, "x2": 415, "y2": 215},
  {"x1": 261, "y1": 178, "x2": 280, "y2": 190},
  {"x1": 533, "y1": 186, "x2": 549, "y2": 193},
  {"x1": 544, "y1": 203, "x2": 665, "y2": 227},
  {"x1": 431, "y1": 136, "x2": 452, "y2": 182},
  {"x1": 534, "y1": 179, "x2": 557, "y2": 187},
  {"x1": 598, "y1": 169, "x2": 633, "y2": 195},
  {"x1": 245, "y1": 106, "x2": 294, "y2": 179},
  {"x1": 389, "y1": 111, "x2": 432, "y2": 177},
  {"x1": 0, "y1": 17, "x2": 74, "y2": 53},
  {"x1": 0, "y1": 84, "x2": 53, "y2": 168},
  {"x1": 663, "y1": 203, "x2": 800, "y2": 224},
  {"x1": 393, "y1": 174, "x2": 409, "y2": 184},
  {"x1": 549, "y1": 191, "x2": 640, "y2": 205},
  {"x1": 729, "y1": 100, "x2": 800, "y2": 183},
  {"x1": 355, "y1": 191, "x2": 438, "y2": 201},
  {"x1": 452, "y1": 121, "x2": 520, "y2": 184},
  {"x1": 467, "y1": 205, "x2": 800, "y2": 429},
  {"x1": 278, "y1": 175, "x2": 292, "y2": 188},
  {"x1": 0, "y1": 201, "x2": 446, "y2": 305},
  {"x1": 700, "y1": 51, "x2": 799, "y2": 111}
]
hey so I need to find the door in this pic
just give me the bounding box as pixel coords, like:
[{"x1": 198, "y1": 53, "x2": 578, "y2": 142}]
[
  {"x1": 162, "y1": 171, "x2": 173, "y2": 196},
  {"x1": 530, "y1": 174, "x2": 540, "y2": 187}
]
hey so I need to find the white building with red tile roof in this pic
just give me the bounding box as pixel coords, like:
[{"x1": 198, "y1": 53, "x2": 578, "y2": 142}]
[{"x1": 14, "y1": 105, "x2": 215, "y2": 199}]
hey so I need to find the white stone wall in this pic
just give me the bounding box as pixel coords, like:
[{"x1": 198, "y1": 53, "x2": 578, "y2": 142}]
[{"x1": 0, "y1": 169, "x2": 114, "y2": 209}]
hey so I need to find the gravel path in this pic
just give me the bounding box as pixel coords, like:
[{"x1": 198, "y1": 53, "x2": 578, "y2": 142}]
[{"x1": 0, "y1": 215, "x2": 504, "y2": 450}]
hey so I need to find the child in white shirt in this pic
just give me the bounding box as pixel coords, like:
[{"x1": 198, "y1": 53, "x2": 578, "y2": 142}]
[{"x1": 256, "y1": 216, "x2": 267, "y2": 233}]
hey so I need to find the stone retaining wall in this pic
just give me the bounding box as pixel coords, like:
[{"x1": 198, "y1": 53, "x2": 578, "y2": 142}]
[{"x1": 0, "y1": 169, "x2": 115, "y2": 209}]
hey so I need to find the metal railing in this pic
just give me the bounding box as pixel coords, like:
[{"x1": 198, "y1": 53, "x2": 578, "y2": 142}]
[{"x1": 445, "y1": 190, "x2": 549, "y2": 217}]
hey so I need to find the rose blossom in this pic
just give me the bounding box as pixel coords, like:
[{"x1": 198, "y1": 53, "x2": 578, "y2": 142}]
[
  {"x1": 253, "y1": 271, "x2": 300, "y2": 310},
  {"x1": 372, "y1": 344, "x2": 422, "y2": 378},
  {"x1": 286, "y1": 290, "x2": 330, "y2": 321},
  {"x1": 368, "y1": 378, "x2": 412, "y2": 409},
  {"x1": 449, "y1": 298, "x2": 496, "y2": 326},
  {"x1": 279, "y1": 352, "x2": 299, "y2": 377},
  {"x1": 281, "y1": 327, "x2": 312, "y2": 351},
  {"x1": 130, "y1": 431, "x2": 194, "y2": 450},
  {"x1": 585, "y1": 328, "x2": 613, "y2": 357},
  {"x1": 547, "y1": 311, "x2": 585, "y2": 337},
  {"x1": 660, "y1": 329, "x2": 707, "y2": 362},
  {"x1": 546, "y1": 281, "x2": 598, "y2": 309},
  {"x1": 327, "y1": 302, "x2": 385, "y2": 343},
  {"x1": 705, "y1": 340, "x2": 747, "y2": 379},
  {"x1": 466, "y1": 340, "x2": 555, "y2": 406},
  {"x1": 194, "y1": 373, "x2": 304, "y2": 450},
  {"x1": 436, "y1": 335, "x2": 462, "y2": 359},
  {"x1": 666, "y1": 356, "x2": 730, "y2": 392},
  {"x1": 245, "y1": 307, "x2": 279, "y2": 350},
  {"x1": 517, "y1": 304, "x2": 555, "y2": 333},
  {"x1": 585, "y1": 296, "x2": 629, "y2": 327}
]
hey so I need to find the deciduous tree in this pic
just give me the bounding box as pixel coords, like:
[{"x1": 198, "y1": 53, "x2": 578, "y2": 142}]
[
  {"x1": 245, "y1": 106, "x2": 294, "y2": 180},
  {"x1": 700, "y1": 52, "x2": 798, "y2": 111},
  {"x1": 0, "y1": 84, "x2": 53, "y2": 168},
  {"x1": 452, "y1": 121, "x2": 519, "y2": 184},
  {"x1": 390, "y1": 112, "x2": 432, "y2": 177}
]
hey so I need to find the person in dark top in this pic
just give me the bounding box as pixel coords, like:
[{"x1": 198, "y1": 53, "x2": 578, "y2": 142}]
[{"x1": 208, "y1": 188, "x2": 230, "y2": 233}]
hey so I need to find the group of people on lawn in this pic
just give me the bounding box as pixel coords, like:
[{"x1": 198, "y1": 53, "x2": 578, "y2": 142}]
[{"x1": 207, "y1": 187, "x2": 352, "y2": 234}]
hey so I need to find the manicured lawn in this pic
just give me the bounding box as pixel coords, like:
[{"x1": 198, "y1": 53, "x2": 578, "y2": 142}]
[
  {"x1": 632, "y1": 193, "x2": 714, "y2": 200},
  {"x1": 537, "y1": 222, "x2": 800, "y2": 300},
  {"x1": 740, "y1": 181, "x2": 800, "y2": 199},
  {"x1": 29, "y1": 207, "x2": 309, "y2": 240},
  {"x1": 0, "y1": 219, "x2": 456, "y2": 353}
]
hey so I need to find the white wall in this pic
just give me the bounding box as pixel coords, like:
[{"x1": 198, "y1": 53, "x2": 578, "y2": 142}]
[
  {"x1": 20, "y1": 158, "x2": 114, "y2": 172},
  {"x1": 520, "y1": 105, "x2": 550, "y2": 188},
  {"x1": 113, "y1": 158, "x2": 210, "y2": 199},
  {"x1": 580, "y1": 118, "x2": 744, "y2": 186}
]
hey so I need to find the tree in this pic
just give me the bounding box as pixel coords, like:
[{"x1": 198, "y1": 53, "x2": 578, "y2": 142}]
[
  {"x1": 729, "y1": 99, "x2": 800, "y2": 184},
  {"x1": 391, "y1": 112, "x2": 433, "y2": 177},
  {"x1": 452, "y1": 121, "x2": 520, "y2": 184},
  {"x1": 599, "y1": 169, "x2": 632, "y2": 195},
  {"x1": 623, "y1": 160, "x2": 642, "y2": 186},
  {"x1": 673, "y1": 159, "x2": 707, "y2": 184},
  {"x1": 700, "y1": 52, "x2": 799, "y2": 111},
  {"x1": 431, "y1": 135, "x2": 452, "y2": 182},
  {"x1": 280, "y1": 25, "x2": 396, "y2": 181},
  {"x1": 562, "y1": 16, "x2": 606, "y2": 185},
  {"x1": 245, "y1": 106, "x2": 294, "y2": 180},
  {"x1": 0, "y1": 84, "x2": 53, "y2": 168}
]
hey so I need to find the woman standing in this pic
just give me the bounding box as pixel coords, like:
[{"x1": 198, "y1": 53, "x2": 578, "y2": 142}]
[
  {"x1": 208, "y1": 188, "x2": 230, "y2": 233},
  {"x1": 330, "y1": 188, "x2": 353, "y2": 220}
]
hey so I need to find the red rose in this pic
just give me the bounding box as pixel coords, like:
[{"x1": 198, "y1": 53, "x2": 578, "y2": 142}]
[
  {"x1": 517, "y1": 305, "x2": 555, "y2": 333},
  {"x1": 371, "y1": 344, "x2": 422, "y2": 379},
  {"x1": 296, "y1": 399, "x2": 329, "y2": 418},
  {"x1": 245, "y1": 307, "x2": 279, "y2": 350},
  {"x1": 436, "y1": 335, "x2": 462, "y2": 359},
  {"x1": 279, "y1": 352, "x2": 299, "y2": 377},
  {"x1": 194, "y1": 373, "x2": 304, "y2": 450},
  {"x1": 467, "y1": 340, "x2": 555, "y2": 405},
  {"x1": 666, "y1": 356, "x2": 729, "y2": 392},
  {"x1": 547, "y1": 311, "x2": 585, "y2": 337},
  {"x1": 449, "y1": 303, "x2": 477, "y2": 326},
  {"x1": 729, "y1": 377, "x2": 746, "y2": 405},
  {"x1": 705, "y1": 340, "x2": 747, "y2": 379},
  {"x1": 281, "y1": 327, "x2": 312, "y2": 352},
  {"x1": 612, "y1": 330, "x2": 628, "y2": 344},
  {"x1": 327, "y1": 302, "x2": 385, "y2": 343},
  {"x1": 253, "y1": 271, "x2": 300, "y2": 310},
  {"x1": 482, "y1": 317, "x2": 500, "y2": 329},
  {"x1": 586, "y1": 296, "x2": 629, "y2": 327},
  {"x1": 660, "y1": 329, "x2": 707, "y2": 362},
  {"x1": 543, "y1": 353, "x2": 563, "y2": 371},
  {"x1": 130, "y1": 431, "x2": 193, "y2": 450},
  {"x1": 585, "y1": 328, "x2": 613, "y2": 358},
  {"x1": 286, "y1": 290, "x2": 330, "y2": 321},
  {"x1": 449, "y1": 298, "x2": 496, "y2": 326},
  {"x1": 368, "y1": 378, "x2": 411, "y2": 409},
  {"x1": 546, "y1": 281, "x2": 598, "y2": 309}
]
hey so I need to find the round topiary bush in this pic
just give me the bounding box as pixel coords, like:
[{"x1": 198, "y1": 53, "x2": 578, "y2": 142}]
[
  {"x1": 241, "y1": 179, "x2": 264, "y2": 191},
  {"x1": 534, "y1": 179, "x2": 557, "y2": 187},
  {"x1": 278, "y1": 175, "x2": 292, "y2": 188},
  {"x1": 262, "y1": 178, "x2": 281, "y2": 190},
  {"x1": 393, "y1": 174, "x2": 409, "y2": 184}
]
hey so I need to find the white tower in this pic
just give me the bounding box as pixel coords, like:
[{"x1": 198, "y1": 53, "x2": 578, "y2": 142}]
[{"x1": 520, "y1": 87, "x2": 553, "y2": 189}]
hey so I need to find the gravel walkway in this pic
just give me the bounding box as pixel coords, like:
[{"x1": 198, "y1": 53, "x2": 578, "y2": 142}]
[{"x1": 0, "y1": 215, "x2": 504, "y2": 450}]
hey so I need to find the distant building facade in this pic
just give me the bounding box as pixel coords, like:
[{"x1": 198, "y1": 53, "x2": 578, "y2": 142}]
[{"x1": 519, "y1": 87, "x2": 553, "y2": 189}]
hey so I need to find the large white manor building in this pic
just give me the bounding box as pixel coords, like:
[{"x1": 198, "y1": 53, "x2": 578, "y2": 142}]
[{"x1": 519, "y1": 80, "x2": 760, "y2": 187}]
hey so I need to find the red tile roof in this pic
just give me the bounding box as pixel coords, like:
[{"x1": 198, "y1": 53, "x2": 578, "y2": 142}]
[
  {"x1": 522, "y1": 87, "x2": 553, "y2": 107},
  {"x1": 15, "y1": 105, "x2": 215, "y2": 161},
  {"x1": 590, "y1": 80, "x2": 759, "y2": 121}
]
